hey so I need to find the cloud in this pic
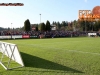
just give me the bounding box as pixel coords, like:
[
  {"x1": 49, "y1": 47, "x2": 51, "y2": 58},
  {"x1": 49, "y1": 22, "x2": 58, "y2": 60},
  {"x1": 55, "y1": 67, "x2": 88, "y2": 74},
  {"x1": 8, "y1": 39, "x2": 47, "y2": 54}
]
[{"x1": 84, "y1": 0, "x2": 87, "y2": 3}]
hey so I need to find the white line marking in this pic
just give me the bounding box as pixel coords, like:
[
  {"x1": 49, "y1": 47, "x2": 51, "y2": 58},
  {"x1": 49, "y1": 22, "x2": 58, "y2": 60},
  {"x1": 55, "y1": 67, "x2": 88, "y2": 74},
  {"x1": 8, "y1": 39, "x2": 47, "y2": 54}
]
[{"x1": 19, "y1": 43, "x2": 100, "y2": 56}]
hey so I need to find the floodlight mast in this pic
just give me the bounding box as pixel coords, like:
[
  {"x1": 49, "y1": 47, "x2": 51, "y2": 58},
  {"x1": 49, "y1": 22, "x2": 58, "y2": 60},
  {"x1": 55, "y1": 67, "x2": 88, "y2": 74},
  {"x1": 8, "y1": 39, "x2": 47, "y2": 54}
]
[{"x1": 40, "y1": 14, "x2": 41, "y2": 23}]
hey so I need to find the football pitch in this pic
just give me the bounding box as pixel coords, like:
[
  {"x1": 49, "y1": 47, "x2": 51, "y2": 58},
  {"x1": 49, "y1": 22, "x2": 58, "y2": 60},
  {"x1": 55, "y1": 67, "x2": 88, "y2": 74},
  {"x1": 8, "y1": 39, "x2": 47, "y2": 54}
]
[{"x1": 0, "y1": 37, "x2": 100, "y2": 75}]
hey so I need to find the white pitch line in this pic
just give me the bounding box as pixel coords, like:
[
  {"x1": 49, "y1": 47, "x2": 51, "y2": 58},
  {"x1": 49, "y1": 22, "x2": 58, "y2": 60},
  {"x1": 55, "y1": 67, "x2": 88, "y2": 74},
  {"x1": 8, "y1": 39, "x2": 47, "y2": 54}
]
[
  {"x1": 19, "y1": 43, "x2": 100, "y2": 56},
  {"x1": 67, "y1": 50, "x2": 100, "y2": 56}
]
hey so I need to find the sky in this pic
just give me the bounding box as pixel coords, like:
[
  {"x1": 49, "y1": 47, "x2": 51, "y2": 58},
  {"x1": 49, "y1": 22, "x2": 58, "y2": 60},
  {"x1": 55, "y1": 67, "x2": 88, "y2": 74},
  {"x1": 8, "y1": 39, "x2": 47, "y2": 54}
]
[{"x1": 0, "y1": 0, "x2": 100, "y2": 28}]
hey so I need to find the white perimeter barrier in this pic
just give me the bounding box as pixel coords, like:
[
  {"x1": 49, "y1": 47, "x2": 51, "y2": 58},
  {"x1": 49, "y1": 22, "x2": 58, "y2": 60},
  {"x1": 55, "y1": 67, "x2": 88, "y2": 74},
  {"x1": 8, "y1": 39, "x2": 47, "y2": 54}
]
[
  {"x1": 0, "y1": 36, "x2": 11, "y2": 39},
  {"x1": 0, "y1": 35, "x2": 22, "y2": 39},
  {"x1": 12, "y1": 35, "x2": 22, "y2": 39},
  {"x1": 88, "y1": 33, "x2": 97, "y2": 37},
  {"x1": 0, "y1": 41, "x2": 24, "y2": 70}
]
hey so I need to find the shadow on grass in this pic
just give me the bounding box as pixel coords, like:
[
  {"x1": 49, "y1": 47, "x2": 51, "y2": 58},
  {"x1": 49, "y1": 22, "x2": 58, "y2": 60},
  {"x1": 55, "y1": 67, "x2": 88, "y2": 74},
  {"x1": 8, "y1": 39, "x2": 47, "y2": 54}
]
[{"x1": 21, "y1": 52, "x2": 83, "y2": 73}]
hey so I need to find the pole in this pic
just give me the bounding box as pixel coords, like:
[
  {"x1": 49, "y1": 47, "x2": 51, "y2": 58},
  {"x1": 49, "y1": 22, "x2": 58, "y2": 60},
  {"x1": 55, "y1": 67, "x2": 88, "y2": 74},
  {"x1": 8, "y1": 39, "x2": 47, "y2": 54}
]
[
  {"x1": 40, "y1": 14, "x2": 41, "y2": 23},
  {"x1": 11, "y1": 23, "x2": 12, "y2": 29},
  {"x1": 11, "y1": 23, "x2": 12, "y2": 39},
  {"x1": 85, "y1": 20, "x2": 86, "y2": 32}
]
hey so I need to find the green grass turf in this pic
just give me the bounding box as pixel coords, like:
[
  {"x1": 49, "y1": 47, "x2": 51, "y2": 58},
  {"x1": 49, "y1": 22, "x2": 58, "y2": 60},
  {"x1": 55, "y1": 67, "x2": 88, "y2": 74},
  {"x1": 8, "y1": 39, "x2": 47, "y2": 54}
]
[{"x1": 0, "y1": 37, "x2": 100, "y2": 75}]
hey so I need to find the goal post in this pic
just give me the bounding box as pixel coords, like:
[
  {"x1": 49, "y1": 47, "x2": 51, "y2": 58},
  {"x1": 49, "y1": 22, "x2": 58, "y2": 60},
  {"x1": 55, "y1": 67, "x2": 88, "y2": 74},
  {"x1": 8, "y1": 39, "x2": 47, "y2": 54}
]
[{"x1": 0, "y1": 41, "x2": 24, "y2": 70}]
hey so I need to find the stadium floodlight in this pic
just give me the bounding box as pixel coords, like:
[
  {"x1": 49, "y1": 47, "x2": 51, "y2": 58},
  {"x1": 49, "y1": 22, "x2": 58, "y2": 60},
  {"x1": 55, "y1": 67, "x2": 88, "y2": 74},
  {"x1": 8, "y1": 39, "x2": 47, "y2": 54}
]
[{"x1": 0, "y1": 41, "x2": 24, "y2": 70}]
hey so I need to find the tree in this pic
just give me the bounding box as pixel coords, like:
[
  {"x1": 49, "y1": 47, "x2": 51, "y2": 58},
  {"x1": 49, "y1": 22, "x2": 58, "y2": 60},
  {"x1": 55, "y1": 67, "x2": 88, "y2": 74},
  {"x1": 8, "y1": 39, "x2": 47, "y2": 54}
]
[
  {"x1": 77, "y1": 19, "x2": 84, "y2": 31},
  {"x1": 40, "y1": 23, "x2": 45, "y2": 31},
  {"x1": 94, "y1": 21, "x2": 98, "y2": 31},
  {"x1": 45, "y1": 20, "x2": 51, "y2": 31},
  {"x1": 52, "y1": 21, "x2": 56, "y2": 26},
  {"x1": 80, "y1": 20, "x2": 85, "y2": 31},
  {"x1": 93, "y1": 21, "x2": 100, "y2": 31},
  {"x1": 66, "y1": 22, "x2": 73, "y2": 31},
  {"x1": 65, "y1": 21, "x2": 68, "y2": 26},
  {"x1": 73, "y1": 20, "x2": 77, "y2": 31},
  {"x1": 86, "y1": 21, "x2": 90, "y2": 31},
  {"x1": 52, "y1": 21, "x2": 55, "y2": 25},
  {"x1": 35, "y1": 25, "x2": 38, "y2": 31},
  {"x1": 56, "y1": 21, "x2": 61, "y2": 30},
  {"x1": 61, "y1": 21, "x2": 66, "y2": 27},
  {"x1": 24, "y1": 19, "x2": 31, "y2": 32},
  {"x1": 97, "y1": 20, "x2": 100, "y2": 31},
  {"x1": 7, "y1": 27, "x2": 10, "y2": 31}
]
